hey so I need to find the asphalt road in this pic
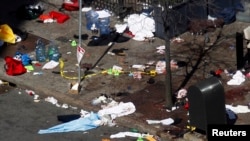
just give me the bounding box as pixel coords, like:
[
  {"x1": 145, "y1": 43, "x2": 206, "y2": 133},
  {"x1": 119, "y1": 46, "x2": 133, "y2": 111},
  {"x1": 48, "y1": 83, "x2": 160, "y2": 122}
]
[{"x1": 0, "y1": 84, "x2": 150, "y2": 141}]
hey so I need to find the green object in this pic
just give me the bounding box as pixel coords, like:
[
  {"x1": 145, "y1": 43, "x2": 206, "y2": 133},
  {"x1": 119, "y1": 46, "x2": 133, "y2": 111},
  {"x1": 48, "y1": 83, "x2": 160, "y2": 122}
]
[
  {"x1": 130, "y1": 128, "x2": 139, "y2": 133},
  {"x1": 113, "y1": 70, "x2": 120, "y2": 76},
  {"x1": 47, "y1": 42, "x2": 60, "y2": 62},
  {"x1": 137, "y1": 137, "x2": 144, "y2": 141},
  {"x1": 25, "y1": 65, "x2": 34, "y2": 71},
  {"x1": 71, "y1": 40, "x2": 77, "y2": 47},
  {"x1": 107, "y1": 68, "x2": 113, "y2": 75}
]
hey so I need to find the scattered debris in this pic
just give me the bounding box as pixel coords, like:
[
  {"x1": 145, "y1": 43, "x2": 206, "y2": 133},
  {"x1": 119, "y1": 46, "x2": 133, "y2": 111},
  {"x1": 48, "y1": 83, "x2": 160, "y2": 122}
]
[
  {"x1": 170, "y1": 37, "x2": 184, "y2": 43},
  {"x1": 227, "y1": 70, "x2": 246, "y2": 85},
  {"x1": 33, "y1": 71, "x2": 43, "y2": 75},
  {"x1": 45, "y1": 96, "x2": 58, "y2": 105},
  {"x1": 226, "y1": 104, "x2": 250, "y2": 113},
  {"x1": 69, "y1": 82, "x2": 80, "y2": 94},
  {"x1": 110, "y1": 131, "x2": 157, "y2": 141},
  {"x1": 91, "y1": 94, "x2": 112, "y2": 105},
  {"x1": 42, "y1": 60, "x2": 59, "y2": 70},
  {"x1": 0, "y1": 80, "x2": 9, "y2": 85},
  {"x1": 146, "y1": 118, "x2": 174, "y2": 125}
]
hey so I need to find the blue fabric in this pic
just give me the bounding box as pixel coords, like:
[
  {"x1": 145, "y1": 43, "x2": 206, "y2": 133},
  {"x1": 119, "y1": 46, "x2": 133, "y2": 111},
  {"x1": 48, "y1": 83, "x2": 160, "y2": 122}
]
[
  {"x1": 14, "y1": 52, "x2": 32, "y2": 66},
  {"x1": 21, "y1": 54, "x2": 32, "y2": 66},
  {"x1": 234, "y1": 0, "x2": 244, "y2": 12},
  {"x1": 38, "y1": 112, "x2": 100, "y2": 134},
  {"x1": 217, "y1": 8, "x2": 236, "y2": 24},
  {"x1": 216, "y1": 1, "x2": 245, "y2": 24}
]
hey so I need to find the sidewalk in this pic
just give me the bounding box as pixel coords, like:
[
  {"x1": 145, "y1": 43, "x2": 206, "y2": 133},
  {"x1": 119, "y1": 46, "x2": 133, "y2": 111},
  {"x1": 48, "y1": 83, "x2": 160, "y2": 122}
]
[{"x1": 1, "y1": 1, "x2": 250, "y2": 141}]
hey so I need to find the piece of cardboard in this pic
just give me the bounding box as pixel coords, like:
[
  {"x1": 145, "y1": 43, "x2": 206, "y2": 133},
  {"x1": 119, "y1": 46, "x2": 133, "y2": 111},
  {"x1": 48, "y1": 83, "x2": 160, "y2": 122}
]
[{"x1": 69, "y1": 82, "x2": 80, "y2": 94}]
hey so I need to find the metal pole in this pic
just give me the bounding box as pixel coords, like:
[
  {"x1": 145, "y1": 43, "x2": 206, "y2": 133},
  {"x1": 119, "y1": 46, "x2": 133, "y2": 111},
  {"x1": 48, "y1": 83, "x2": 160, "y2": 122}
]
[
  {"x1": 164, "y1": 1, "x2": 173, "y2": 109},
  {"x1": 78, "y1": 0, "x2": 82, "y2": 84},
  {"x1": 165, "y1": 35, "x2": 173, "y2": 109}
]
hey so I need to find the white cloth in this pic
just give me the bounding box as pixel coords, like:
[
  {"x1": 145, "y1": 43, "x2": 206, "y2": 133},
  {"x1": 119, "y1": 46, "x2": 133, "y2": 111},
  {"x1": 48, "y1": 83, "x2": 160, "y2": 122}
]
[
  {"x1": 226, "y1": 104, "x2": 250, "y2": 114},
  {"x1": 227, "y1": 70, "x2": 245, "y2": 85},
  {"x1": 127, "y1": 14, "x2": 155, "y2": 41},
  {"x1": 96, "y1": 10, "x2": 111, "y2": 18},
  {"x1": 115, "y1": 23, "x2": 128, "y2": 33},
  {"x1": 98, "y1": 102, "x2": 136, "y2": 119}
]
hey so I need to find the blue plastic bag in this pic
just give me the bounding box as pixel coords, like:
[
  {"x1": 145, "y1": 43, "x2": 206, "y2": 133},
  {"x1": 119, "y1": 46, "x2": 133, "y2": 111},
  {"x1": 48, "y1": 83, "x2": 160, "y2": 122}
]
[{"x1": 38, "y1": 112, "x2": 100, "y2": 134}]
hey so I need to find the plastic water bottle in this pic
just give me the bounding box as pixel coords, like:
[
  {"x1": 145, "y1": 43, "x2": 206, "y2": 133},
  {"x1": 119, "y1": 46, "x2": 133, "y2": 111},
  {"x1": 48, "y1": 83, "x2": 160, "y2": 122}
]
[
  {"x1": 98, "y1": 17, "x2": 110, "y2": 35},
  {"x1": 35, "y1": 39, "x2": 46, "y2": 62},
  {"x1": 47, "y1": 42, "x2": 61, "y2": 62},
  {"x1": 85, "y1": 10, "x2": 99, "y2": 30}
]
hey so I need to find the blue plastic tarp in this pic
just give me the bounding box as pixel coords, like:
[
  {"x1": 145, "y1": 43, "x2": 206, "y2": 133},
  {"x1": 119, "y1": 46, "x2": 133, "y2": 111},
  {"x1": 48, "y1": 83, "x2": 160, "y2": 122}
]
[{"x1": 38, "y1": 112, "x2": 100, "y2": 134}]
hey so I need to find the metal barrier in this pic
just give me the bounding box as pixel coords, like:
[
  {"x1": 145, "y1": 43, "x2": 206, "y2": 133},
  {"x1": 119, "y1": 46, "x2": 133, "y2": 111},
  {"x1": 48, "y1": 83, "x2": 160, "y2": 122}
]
[
  {"x1": 91, "y1": 0, "x2": 150, "y2": 17},
  {"x1": 90, "y1": 0, "x2": 208, "y2": 38}
]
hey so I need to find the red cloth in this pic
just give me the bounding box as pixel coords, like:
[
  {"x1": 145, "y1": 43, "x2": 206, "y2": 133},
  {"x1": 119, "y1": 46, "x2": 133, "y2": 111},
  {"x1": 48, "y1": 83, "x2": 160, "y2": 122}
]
[
  {"x1": 62, "y1": 0, "x2": 79, "y2": 11},
  {"x1": 4, "y1": 56, "x2": 27, "y2": 76},
  {"x1": 184, "y1": 102, "x2": 189, "y2": 110},
  {"x1": 49, "y1": 11, "x2": 70, "y2": 23}
]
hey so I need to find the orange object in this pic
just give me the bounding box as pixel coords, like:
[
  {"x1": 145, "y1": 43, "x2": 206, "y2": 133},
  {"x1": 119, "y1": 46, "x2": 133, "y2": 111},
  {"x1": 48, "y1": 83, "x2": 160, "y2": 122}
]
[
  {"x1": 39, "y1": 14, "x2": 52, "y2": 21},
  {"x1": 215, "y1": 69, "x2": 223, "y2": 75},
  {"x1": 145, "y1": 136, "x2": 157, "y2": 141},
  {"x1": 101, "y1": 139, "x2": 110, "y2": 141}
]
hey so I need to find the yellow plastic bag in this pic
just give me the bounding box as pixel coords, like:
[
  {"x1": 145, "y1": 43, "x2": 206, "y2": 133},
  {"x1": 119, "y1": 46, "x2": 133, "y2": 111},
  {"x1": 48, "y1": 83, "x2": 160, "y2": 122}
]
[{"x1": 0, "y1": 24, "x2": 16, "y2": 44}]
